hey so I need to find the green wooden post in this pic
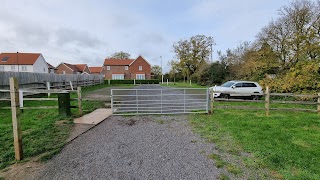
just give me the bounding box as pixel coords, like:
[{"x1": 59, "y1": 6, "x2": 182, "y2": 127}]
[{"x1": 58, "y1": 92, "x2": 71, "y2": 117}]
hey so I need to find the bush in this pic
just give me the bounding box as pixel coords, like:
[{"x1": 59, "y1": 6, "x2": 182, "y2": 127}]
[{"x1": 105, "y1": 79, "x2": 160, "y2": 84}]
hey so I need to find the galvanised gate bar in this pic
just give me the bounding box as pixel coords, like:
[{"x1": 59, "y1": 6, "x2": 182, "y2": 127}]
[{"x1": 111, "y1": 88, "x2": 209, "y2": 115}]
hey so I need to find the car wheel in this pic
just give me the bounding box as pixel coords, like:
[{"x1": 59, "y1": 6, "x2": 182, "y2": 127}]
[
  {"x1": 251, "y1": 95, "x2": 259, "y2": 100},
  {"x1": 223, "y1": 94, "x2": 230, "y2": 99}
]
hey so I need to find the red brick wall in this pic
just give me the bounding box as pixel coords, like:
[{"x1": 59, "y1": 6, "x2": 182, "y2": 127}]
[
  {"x1": 56, "y1": 64, "x2": 75, "y2": 74},
  {"x1": 103, "y1": 65, "x2": 130, "y2": 79},
  {"x1": 129, "y1": 56, "x2": 151, "y2": 79}
]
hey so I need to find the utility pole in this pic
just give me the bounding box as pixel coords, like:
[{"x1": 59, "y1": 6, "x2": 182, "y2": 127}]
[
  {"x1": 161, "y1": 56, "x2": 164, "y2": 84},
  {"x1": 17, "y1": 52, "x2": 19, "y2": 72},
  {"x1": 210, "y1": 43, "x2": 213, "y2": 63}
]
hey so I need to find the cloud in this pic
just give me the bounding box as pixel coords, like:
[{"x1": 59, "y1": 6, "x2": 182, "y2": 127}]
[{"x1": 55, "y1": 28, "x2": 105, "y2": 48}]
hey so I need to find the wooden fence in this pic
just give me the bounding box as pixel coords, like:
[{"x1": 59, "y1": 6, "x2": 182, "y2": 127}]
[
  {"x1": 0, "y1": 72, "x2": 104, "y2": 98},
  {"x1": 0, "y1": 77, "x2": 83, "y2": 160},
  {"x1": 209, "y1": 88, "x2": 320, "y2": 115}
]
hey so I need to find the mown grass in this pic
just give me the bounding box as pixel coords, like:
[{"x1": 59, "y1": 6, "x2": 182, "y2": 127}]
[
  {"x1": 0, "y1": 87, "x2": 107, "y2": 170},
  {"x1": 161, "y1": 82, "x2": 208, "y2": 88},
  {"x1": 190, "y1": 108, "x2": 320, "y2": 179}
]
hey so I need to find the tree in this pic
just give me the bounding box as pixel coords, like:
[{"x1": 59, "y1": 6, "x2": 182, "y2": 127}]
[
  {"x1": 208, "y1": 61, "x2": 229, "y2": 85},
  {"x1": 108, "y1": 51, "x2": 131, "y2": 59},
  {"x1": 172, "y1": 35, "x2": 215, "y2": 78},
  {"x1": 151, "y1": 65, "x2": 162, "y2": 79}
]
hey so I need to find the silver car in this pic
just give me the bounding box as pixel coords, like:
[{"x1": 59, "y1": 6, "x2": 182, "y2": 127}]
[{"x1": 210, "y1": 80, "x2": 264, "y2": 100}]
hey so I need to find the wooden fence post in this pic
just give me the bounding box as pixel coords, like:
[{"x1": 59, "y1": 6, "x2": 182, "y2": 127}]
[
  {"x1": 265, "y1": 86, "x2": 270, "y2": 116},
  {"x1": 77, "y1": 86, "x2": 82, "y2": 115},
  {"x1": 46, "y1": 82, "x2": 51, "y2": 97},
  {"x1": 317, "y1": 93, "x2": 320, "y2": 114},
  {"x1": 208, "y1": 89, "x2": 214, "y2": 114},
  {"x1": 9, "y1": 77, "x2": 23, "y2": 160}
]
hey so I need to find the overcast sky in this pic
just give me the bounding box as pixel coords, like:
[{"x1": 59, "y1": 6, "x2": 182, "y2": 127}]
[{"x1": 0, "y1": 0, "x2": 293, "y2": 72}]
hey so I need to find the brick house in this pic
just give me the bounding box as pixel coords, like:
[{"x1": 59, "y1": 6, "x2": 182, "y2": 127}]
[
  {"x1": 89, "y1": 67, "x2": 105, "y2": 76},
  {"x1": 56, "y1": 63, "x2": 91, "y2": 74},
  {"x1": 47, "y1": 63, "x2": 57, "y2": 74},
  {"x1": 103, "y1": 56, "x2": 151, "y2": 80}
]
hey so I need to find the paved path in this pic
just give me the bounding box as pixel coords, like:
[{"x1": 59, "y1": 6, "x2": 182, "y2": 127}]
[{"x1": 31, "y1": 115, "x2": 221, "y2": 180}]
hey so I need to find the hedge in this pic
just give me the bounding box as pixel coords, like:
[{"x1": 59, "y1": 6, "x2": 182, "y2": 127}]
[{"x1": 105, "y1": 79, "x2": 160, "y2": 84}]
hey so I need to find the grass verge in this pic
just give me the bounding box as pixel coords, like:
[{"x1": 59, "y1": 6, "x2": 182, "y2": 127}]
[
  {"x1": 0, "y1": 87, "x2": 106, "y2": 170},
  {"x1": 190, "y1": 109, "x2": 320, "y2": 179}
]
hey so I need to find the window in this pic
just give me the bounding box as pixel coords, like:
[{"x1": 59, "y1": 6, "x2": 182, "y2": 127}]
[
  {"x1": 21, "y1": 65, "x2": 27, "y2": 71},
  {"x1": 136, "y1": 74, "x2": 145, "y2": 80},
  {"x1": 112, "y1": 74, "x2": 124, "y2": 80},
  {"x1": 234, "y1": 83, "x2": 242, "y2": 88},
  {"x1": 1, "y1": 56, "x2": 9, "y2": 62},
  {"x1": 0, "y1": 66, "x2": 4, "y2": 71},
  {"x1": 242, "y1": 83, "x2": 257, "y2": 87},
  {"x1": 125, "y1": 66, "x2": 128, "y2": 70},
  {"x1": 43, "y1": 68, "x2": 46, "y2": 72},
  {"x1": 107, "y1": 66, "x2": 110, "y2": 70},
  {"x1": 139, "y1": 66, "x2": 142, "y2": 71},
  {"x1": 11, "y1": 65, "x2": 15, "y2": 70}
]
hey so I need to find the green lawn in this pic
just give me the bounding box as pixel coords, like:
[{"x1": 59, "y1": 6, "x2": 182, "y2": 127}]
[
  {"x1": 0, "y1": 86, "x2": 108, "y2": 170},
  {"x1": 161, "y1": 81, "x2": 209, "y2": 88},
  {"x1": 190, "y1": 108, "x2": 320, "y2": 179}
]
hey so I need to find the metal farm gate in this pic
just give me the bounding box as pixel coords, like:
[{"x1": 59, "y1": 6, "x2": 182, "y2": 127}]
[{"x1": 111, "y1": 88, "x2": 209, "y2": 115}]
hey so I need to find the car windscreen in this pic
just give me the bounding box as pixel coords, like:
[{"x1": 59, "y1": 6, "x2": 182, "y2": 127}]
[{"x1": 221, "y1": 81, "x2": 235, "y2": 87}]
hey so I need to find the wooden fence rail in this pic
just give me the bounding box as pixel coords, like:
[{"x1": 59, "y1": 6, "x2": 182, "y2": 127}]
[
  {"x1": 0, "y1": 77, "x2": 83, "y2": 161},
  {"x1": 209, "y1": 87, "x2": 320, "y2": 115}
]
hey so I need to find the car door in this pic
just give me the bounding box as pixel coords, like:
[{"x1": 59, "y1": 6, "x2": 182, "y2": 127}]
[
  {"x1": 242, "y1": 83, "x2": 257, "y2": 96},
  {"x1": 230, "y1": 83, "x2": 245, "y2": 96}
]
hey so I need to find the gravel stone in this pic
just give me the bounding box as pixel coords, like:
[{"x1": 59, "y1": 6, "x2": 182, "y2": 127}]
[
  {"x1": 32, "y1": 85, "x2": 221, "y2": 180},
  {"x1": 32, "y1": 115, "x2": 221, "y2": 180}
]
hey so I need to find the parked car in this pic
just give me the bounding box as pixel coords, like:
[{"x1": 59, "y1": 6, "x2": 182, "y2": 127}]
[{"x1": 210, "y1": 80, "x2": 264, "y2": 100}]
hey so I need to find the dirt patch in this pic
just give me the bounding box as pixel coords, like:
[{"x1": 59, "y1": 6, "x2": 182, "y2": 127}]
[{"x1": 0, "y1": 158, "x2": 44, "y2": 180}]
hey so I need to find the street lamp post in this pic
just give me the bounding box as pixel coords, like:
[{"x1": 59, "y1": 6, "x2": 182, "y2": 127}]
[{"x1": 160, "y1": 56, "x2": 163, "y2": 84}]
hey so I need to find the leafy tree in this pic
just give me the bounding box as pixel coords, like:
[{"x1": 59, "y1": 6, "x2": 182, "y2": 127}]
[
  {"x1": 172, "y1": 35, "x2": 215, "y2": 78},
  {"x1": 109, "y1": 51, "x2": 131, "y2": 59},
  {"x1": 208, "y1": 61, "x2": 229, "y2": 85},
  {"x1": 151, "y1": 65, "x2": 162, "y2": 79}
]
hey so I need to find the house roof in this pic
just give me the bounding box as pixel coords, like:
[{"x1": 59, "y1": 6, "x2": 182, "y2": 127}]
[
  {"x1": 74, "y1": 64, "x2": 87, "y2": 72},
  {"x1": 89, "y1": 67, "x2": 103, "y2": 73},
  {"x1": 47, "y1": 62, "x2": 56, "y2": 69},
  {"x1": 63, "y1": 63, "x2": 81, "y2": 72},
  {"x1": 0, "y1": 53, "x2": 41, "y2": 65},
  {"x1": 104, "y1": 58, "x2": 134, "y2": 66}
]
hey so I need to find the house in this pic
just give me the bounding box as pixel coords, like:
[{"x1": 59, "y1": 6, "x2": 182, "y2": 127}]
[
  {"x1": 47, "y1": 63, "x2": 57, "y2": 74},
  {"x1": 89, "y1": 67, "x2": 105, "y2": 76},
  {"x1": 56, "y1": 63, "x2": 91, "y2": 74},
  {"x1": 0, "y1": 53, "x2": 49, "y2": 73},
  {"x1": 103, "y1": 55, "x2": 151, "y2": 80}
]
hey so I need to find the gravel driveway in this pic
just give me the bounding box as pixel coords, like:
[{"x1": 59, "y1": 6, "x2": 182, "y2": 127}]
[
  {"x1": 27, "y1": 85, "x2": 222, "y2": 179},
  {"x1": 31, "y1": 115, "x2": 222, "y2": 180}
]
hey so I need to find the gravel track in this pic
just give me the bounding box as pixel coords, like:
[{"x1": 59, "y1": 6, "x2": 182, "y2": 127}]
[
  {"x1": 29, "y1": 85, "x2": 221, "y2": 179},
  {"x1": 32, "y1": 115, "x2": 221, "y2": 180}
]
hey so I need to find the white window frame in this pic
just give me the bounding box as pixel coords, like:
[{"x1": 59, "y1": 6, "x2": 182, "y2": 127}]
[
  {"x1": 112, "y1": 74, "x2": 124, "y2": 80},
  {"x1": 11, "y1": 65, "x2": 15, "y2": 70},
  {"x1": 0, "y1": 66, "x2": 4, "y2": 71},
  {"x1": 125, "y1": 66, "x2": 128, "y2": 70},
  {"x1": 136, "y1": 74, "x2": 145, "y2": 80},
  {"x1": 139, "y1": 66, "x2": 142, "y2": 71},
  {"x1": 21, "y1": 65, "x2": 27, "y2": 71},
  {"x1": 107, "y1": 66, "x2": 110, "y2": 70}
]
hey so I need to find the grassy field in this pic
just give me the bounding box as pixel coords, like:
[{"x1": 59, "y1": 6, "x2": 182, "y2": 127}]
[
  {"x1": 161, "y1": 81, "x2": 209, "y2": 88},
  {"x1": 0, "y1": 84, "x2": 115, "y2": 170},
  {"x1": 190, "y1": 106, "x2": 320, "y2": 179}
]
